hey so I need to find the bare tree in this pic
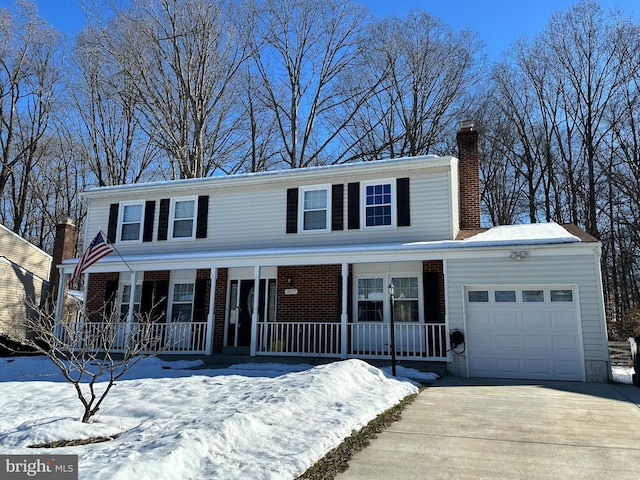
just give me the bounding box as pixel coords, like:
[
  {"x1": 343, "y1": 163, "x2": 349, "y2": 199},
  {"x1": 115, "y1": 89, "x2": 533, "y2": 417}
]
[
  {"x1": 21, "y1": 297, "x2": 170, "y2": 423},
  {"x1": 249, "y1": 0, "x2": 374, "y2": 168},
  {"x1": 542, "y1": 0, "x2": 637, "y2": 236},
  {"x1": 69, "y1": 27, "x2": 161, "y2": 187},
  {"x1": 88, "y1": 0, "x2": 250, "y2": 179},
  {"x1": 340, "y1": 9, "x2": 483, "y2": 161},
  {"x1": 0, "y1": 0, "x2": 63, "y2": 233}
]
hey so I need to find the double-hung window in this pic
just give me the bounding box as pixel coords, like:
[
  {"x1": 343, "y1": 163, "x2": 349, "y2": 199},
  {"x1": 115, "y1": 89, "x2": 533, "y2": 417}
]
[
  {"x1": 170, "y1": 197, "x2": 196, "y2": 240},
  {"x1": 118, "y1": 202, "x2": 144, "y2": 243},
  {"x1": 391, "y1": 277, "x2": 419, "y2": 322},
  {"x1": 119, "y1": 283, "x2": 142, "y2": 320},
  {"x1": 363, "y1": 180, "x2": 396, "y2": 228},
  {"x1": 300, "y1": 185, "x2": 330, "y2": 232},
  {"x1": 357, "y1": 278, "x2": 385, "y2": 322},
  {"x1": 171, "y1": 283, "x2": 195, "y2": 322}
]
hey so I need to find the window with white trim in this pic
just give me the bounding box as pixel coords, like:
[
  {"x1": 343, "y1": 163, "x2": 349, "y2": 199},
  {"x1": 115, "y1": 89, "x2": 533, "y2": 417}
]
[
  {"x1": 171, "y1": 283, "x2": 195, "y2": 322},
  {"x1": 362, "y1": 179, "x2": 396, "y2": 228},
  {"x1": 118, "y1": 202, "x2": 144, "y2": 243},
  {"x1": 391, "y1": 277, "x2": 419, "y2": 322},
  {"x1": 170, "y1": 197, "x2": 196, "y2": 240},
  {"x1": 119, "y1": 283, "x2": 141, "y2": 320},
  {"x1": 357, "y1": 278, "x2": 385, "y2": 322},
  {"x1": 300, "y1": 185, "x2": 330, "y2": 232}
]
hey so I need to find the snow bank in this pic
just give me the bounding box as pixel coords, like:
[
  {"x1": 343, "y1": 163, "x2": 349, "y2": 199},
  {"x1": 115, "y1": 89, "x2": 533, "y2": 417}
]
[{"x1": 0, "y1": 357, "x2": 422, "y2": 480}]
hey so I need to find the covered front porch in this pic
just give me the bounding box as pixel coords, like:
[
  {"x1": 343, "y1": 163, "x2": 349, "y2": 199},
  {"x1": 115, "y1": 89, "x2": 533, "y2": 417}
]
[{"x1": 55, "y1": 245, "x2": 451, "y2": 363}]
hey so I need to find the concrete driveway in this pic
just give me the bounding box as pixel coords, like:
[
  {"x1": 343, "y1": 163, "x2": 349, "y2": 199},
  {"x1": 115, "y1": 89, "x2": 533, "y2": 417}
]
[{"x1": 336, "y1": 377, "x2": 640, "y2": 480}]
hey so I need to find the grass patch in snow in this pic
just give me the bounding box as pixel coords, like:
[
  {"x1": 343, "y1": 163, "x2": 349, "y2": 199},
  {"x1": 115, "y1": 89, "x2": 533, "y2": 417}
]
[{"x1": 297, "y1": 386, "x2": 425, "y2": 480}]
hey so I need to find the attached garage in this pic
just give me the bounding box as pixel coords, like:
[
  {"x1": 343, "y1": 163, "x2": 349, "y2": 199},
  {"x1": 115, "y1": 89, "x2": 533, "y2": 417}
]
[{"x1": 464, "y1": 286, "x2": 585, "y2": 381}]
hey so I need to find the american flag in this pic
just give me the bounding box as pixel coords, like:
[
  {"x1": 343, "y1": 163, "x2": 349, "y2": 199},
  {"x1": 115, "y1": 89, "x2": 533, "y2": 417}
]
[{"x1": 71, "y1": 231, "x2": 114, "y2": 281}]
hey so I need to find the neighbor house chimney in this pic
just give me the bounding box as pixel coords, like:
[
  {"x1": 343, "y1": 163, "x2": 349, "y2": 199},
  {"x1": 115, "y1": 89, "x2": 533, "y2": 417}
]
[
  {"x1": 50, "y1": 217, "x2": 77, "y2": 301},
  {"x1": 456, "y1": 120, "x2": 481, "y2": 230}
]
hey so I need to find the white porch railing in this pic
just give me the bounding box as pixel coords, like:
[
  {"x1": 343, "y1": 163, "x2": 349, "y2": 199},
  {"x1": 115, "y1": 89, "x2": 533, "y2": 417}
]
[
  {"x1": 256, "y1": 321, "x2": 447, "y2": 360},
  {"x1": 257, "y1": 321, "x2": 342, "y2": 357},
  {"x1": 54, "y1": 321, "x2": 209, "y2": 354},
  {"x1": 348, "y1": 322, "x2": 447, "y2": 360}
]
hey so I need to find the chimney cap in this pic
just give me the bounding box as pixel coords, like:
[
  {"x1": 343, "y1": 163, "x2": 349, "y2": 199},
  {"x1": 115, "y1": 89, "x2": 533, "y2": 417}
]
[{"x1": 459, "y1": 120, "x2": 475, "y2": 131}]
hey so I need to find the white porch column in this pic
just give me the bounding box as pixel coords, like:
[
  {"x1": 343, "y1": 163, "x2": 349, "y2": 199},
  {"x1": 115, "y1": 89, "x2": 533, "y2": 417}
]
[
  {"x1": 341, "y1": 262, "x2": 348, "y2": 359},
  {"x1": 205, "y1": 267, "x2": 217, "y2": 355},
  {"x1": 54, "y1": 266, "x2": 68, "y2": 341},
  {"x1": 125, "y1": 270, "x2": 137, "y2": 345},
  {"x1": 249, "y1": 266, "x2": 260, "y2": 356}
]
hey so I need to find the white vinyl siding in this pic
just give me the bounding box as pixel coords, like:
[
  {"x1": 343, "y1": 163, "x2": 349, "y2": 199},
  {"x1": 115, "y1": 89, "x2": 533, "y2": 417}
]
[
  {"x1": 446, "y1": 250, "x2": 608, "y2": 369},
  {"x1": 81, "y1": 158, "x2": 456, "y2": 254}
]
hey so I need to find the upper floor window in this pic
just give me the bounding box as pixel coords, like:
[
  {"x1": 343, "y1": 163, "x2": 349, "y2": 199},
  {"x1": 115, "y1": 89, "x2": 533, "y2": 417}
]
[
  {"x1": 363, "y1": 179, "x2": 396, "y2": 228},
  {"x1": 170, "y1": 197, "x2": 197, "y2": 240},
  {"x1": 300, "y1": 185, "x2": 330, "y2": 232},
  {"x1": 118, "y1": 202, "x2": 144, "y2": 243}
]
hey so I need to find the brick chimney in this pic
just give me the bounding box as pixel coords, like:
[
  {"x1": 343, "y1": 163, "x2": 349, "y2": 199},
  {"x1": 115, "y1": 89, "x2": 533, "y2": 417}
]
[
  {"x1": 456, "y1": 120, "x2": 481, "y2": 230},
  {"x1": 50, "y1": 217, "x2": 77, "y2": 301}
]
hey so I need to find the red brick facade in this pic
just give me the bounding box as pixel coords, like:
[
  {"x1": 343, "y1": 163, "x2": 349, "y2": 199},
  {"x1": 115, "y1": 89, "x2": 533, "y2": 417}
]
[
  {"x1": 50, "y1": 218, "x2": 77, "y2": 306},
  {"x1": 276, "y1": 265, "x2": 342, "y2": 323},
  {"x1": 457, "y1": 125, "x2": 481, "y2": 229},
  {"x1": 212, "y1": 268, "x2": 228, "y2": 353},
  {"x1": 86, "y1": 272, "x2": 119, "y2": 321}
]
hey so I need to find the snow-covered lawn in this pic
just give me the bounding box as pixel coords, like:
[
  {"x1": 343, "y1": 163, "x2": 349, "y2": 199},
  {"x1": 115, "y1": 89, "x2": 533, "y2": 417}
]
[{"x1": 0, "y1": 356, "x2": 437, "y2": 480}]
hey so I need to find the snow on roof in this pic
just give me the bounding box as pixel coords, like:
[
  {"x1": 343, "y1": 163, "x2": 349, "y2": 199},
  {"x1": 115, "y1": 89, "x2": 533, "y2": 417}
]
[
  {"x1": 60, "y1": 223, "x2": 587, "y2": 270},
  {"x1": 81, "y1": 154, "x2": 451, "y2": 197},
  {"x1": 461, "y1": 222, "x2": 580, "y2": 245}
]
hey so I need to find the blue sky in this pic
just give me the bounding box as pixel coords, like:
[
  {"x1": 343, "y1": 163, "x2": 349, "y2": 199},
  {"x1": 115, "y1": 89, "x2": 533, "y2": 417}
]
[{"x1": 2, "y1": 0, "x2": 639, "y2": 59}]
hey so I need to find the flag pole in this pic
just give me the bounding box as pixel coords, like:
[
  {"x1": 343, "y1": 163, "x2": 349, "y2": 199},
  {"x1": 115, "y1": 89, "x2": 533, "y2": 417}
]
[{"x1": 99, "y1": 228, "x2": 134, "y2": 273}]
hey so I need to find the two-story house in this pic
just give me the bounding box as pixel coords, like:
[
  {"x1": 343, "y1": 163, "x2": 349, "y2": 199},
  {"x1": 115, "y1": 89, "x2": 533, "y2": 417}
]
[{"x1": 54, "y1": 125, "x2": 610, "y2": 382}]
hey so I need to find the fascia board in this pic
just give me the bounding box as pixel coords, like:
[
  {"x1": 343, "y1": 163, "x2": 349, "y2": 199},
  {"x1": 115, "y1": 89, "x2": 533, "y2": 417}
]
[{"x1": 59, "y1": 240, "x2": 598, "y2": 274}]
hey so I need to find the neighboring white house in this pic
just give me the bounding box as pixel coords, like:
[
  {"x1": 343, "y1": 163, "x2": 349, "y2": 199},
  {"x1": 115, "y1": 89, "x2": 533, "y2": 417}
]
[
  {"x1": 55, "y1": 125, "x2": 610, "y2": 382},
  {"x1": 0, "y1": 224, "x2": 52, "y2": 340}
]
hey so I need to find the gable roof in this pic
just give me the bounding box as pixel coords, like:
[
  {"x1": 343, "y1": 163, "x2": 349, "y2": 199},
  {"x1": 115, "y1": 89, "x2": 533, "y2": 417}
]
[{"x1": 80, "y1": 155, "x2": 453, "y2": 199}]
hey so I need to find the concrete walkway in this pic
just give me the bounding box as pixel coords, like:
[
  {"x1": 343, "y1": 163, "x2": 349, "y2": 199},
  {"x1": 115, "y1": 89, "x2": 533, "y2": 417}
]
[{"x1": 336, "y1": 377, "x2": 640, "y2": 480}]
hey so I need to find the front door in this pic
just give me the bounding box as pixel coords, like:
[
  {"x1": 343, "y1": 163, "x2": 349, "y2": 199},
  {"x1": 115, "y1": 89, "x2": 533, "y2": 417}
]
[{"x1": 227, "y1": 279, "x2": 266, "y2": 347}]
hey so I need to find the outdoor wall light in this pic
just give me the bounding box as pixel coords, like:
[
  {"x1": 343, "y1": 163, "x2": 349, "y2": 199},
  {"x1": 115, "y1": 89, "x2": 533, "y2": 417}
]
[
  {"x1": 509, "y1": 251, "x2": 529, "y2": 260},
  {"x1": 287, "y1": 276, "x2": 293, "y2": 286}
]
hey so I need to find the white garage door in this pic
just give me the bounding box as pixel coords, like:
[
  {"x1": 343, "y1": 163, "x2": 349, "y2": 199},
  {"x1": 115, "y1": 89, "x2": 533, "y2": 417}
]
[{"x1": 465, "y1": 287, "x2": 584, "y2": 381}]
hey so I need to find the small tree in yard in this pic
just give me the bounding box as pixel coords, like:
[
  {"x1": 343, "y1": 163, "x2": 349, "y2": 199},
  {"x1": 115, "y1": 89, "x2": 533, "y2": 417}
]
[{"x1": 20, "y1": 297, "x2": 170, "y2": 423}]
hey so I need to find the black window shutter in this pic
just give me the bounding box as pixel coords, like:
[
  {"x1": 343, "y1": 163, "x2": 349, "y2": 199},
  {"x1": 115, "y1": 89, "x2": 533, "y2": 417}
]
[
  {"x1": 140, "y1": 280, "x2": 154, "y2": 316},
  {"x1": 193, "y1": 278, "x2": 210, "y2": 322},
  {"x1": 143, "y1": 201, "x2": 156, "y2": 242},
  {"x1": 196, "y1": 195, "x2": 209, "y2": 239},
  {"x1": 332, "y1": 184, "x2": 344, "y2": 231},
  {"x1": 157, "y1": 199, "x2": 170, "y2": 241},
  {"x1": 155, "y1": 280, "x2": 169, "y2": 323},
  {"x1": 423, "y1": 272, "x2": 442, "y2": 323},
  {"x1": 397, "y1": 177, "x2": 410, "y2": 227},
  {"x1": 286, "y1": 188, "x2": 298, "y2": 234},
  {"x1": 347, "y1": 182, "x2": 360, "y2": 230},
  {"x1": 107, "y1": 204, "x2": 119, "y2": 243},
  {"x1": 104, "y1": 279, "x2": 119, "y2": 318}
]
